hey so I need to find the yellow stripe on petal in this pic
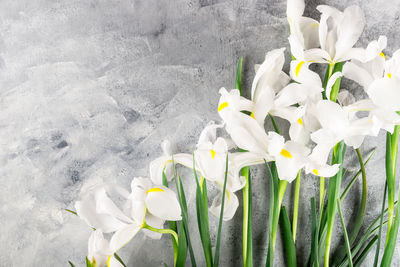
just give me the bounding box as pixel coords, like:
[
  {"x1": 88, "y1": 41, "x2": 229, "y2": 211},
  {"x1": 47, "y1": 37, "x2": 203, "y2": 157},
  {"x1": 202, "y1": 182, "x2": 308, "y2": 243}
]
[
  {"x1": 313, "y1": 169, "x2": 319, "y2": 175},
  {"x1": 218, "y1": 102, "x2": 229, "y2": 111},
  {"x1": 379, "y1": 52, "x2": 386, "y2": 59},
  {"x1": 295, "y1": 61, "x2": 305, "y2": 77},
  {"x1": 210, "y1": 149, "x2": 216, "y2": 159},
  {"x1": 280, "y1": 149, "x2": 292, "y2": 158},
  {"x1": 297, "y1": 118, "x2": 303, "y2": 126},
  {"x1": 250, "y1": 112, "x2": 256, "y2": 119},
  {"x1": 107, "y1": 256, "x2": 111, "y2": 267},
  {"x1": 387, "y1": 73, "x2": 392, "y2": 79},
  {"x1": 146, "y1": 187, "x2": 164, "y2": 194}
]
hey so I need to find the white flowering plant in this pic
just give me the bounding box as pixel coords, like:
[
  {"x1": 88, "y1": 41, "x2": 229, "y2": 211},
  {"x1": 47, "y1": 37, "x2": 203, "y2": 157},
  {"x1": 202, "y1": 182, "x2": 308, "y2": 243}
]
[{"x1": 67, "y1": 0, "x2": 400, "y2": 266}]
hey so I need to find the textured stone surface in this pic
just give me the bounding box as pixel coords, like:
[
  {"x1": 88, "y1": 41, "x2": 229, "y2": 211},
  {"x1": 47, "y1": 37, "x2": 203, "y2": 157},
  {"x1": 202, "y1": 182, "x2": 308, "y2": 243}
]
[{"x1": 1, "y1": 0, "x2": 400, "y2": 266}]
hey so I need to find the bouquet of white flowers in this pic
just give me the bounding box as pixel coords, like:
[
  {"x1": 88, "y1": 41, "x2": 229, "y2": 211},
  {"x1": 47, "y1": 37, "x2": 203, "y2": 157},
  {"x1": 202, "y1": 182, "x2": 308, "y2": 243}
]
[{"x1": 68, "y1": 0, "x2": 400, "y2": 266}]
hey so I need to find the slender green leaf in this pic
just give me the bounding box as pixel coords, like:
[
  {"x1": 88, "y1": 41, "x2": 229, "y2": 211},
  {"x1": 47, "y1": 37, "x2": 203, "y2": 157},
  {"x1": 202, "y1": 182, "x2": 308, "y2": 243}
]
[
  {"x1": 310, "y1": 197, "x2": 319, "y2": 267},
  {"x1": 373, "y1": 182, "x2": 387, "y2": 267},
  {"x1": 192, "y1": 154, "x2": 213, "y2": 267},
  {"x1": 381, "y1": 179, "x2": 400, "y2": 266},
  {"x1": 242, "y1": 165, "x2": 253, "y2": 267},
  {"x1": 337, "y1": 199, "x2": 353, "y2": 267},
  {"x1": 236, "y1": 57, "x2": 243, "y2": 93},
  {"x1": 292, "y1": 171, "x2": 301, "y2": 243},
  {"x1": 279, "y1": 206, "x2": 297, "y2": 267},
  {"x1": 340, "y1": 148, "x2": 375, "y2": 200},
  {"x1": 113, "y1": 253, "x2": 127, "y2": 267},
  {"x1": 265, "y1": 161, "x2": 279, "y2": 267},
  {"x1": 177, "y1": 175, "x2": 197, "y2": 267},
  {"x1": 353, "y1": 235, "x2": 378, "y2": 267},
  {"x1": 176, "y1": 221, "x2": 188, "y2": 267},
  {"x1": 324, "y1": 142, "x2": 346, "y2": 266},
  {"x1": 65, "y1": 209, "x2": 77, "y2": 216},
  {"x1": 214, "y1": 154, "x2": 229, "y2": 267},
  {"x1": 68, "y1": 261, "x2": 75, "y2": 267}
]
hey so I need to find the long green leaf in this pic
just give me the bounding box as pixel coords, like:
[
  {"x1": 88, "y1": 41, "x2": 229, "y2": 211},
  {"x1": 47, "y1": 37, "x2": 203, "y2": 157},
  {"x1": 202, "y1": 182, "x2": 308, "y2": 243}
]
[
  {"x1": 337, "y1": 199, "x2": 353, "y2": 267},
  {"x1": 176, "y1": 221, "x2": 188, "y2": 267},
  {"x1": 340, "y1": 149, "x2": 375, "y2": 200},
  {"x1": 236, "y1": 57, "x2": 243, "y2": 93},
  {"x1": 192, "y1": 155, "x2": 213, "y2": 267},
  {"x1": 265, "y1": 161, "x2": 279, "y2": 267},
  {"x1": 214, "y1": 154, "x2": 229, "y2": 267},
  {"x1": 280, "y1": 206, "x2": 297, "y2": 267},
  {"x1": 177, "y1": 175, "x2": 197, "y2": 267},
  {"x1": 381, "y1": 177, "x2": 400, "y2": 266},
  {"x1": 68, "y1": 261, "x2": 75, "y2": 267},
  {"x1": 113, "y1": 253, "x2": 127, "y2": 267},
  {"x1": 162, "y1": 171, "x2": 178, "y2": 255},
  {"x1": 242, "y1": 166, "x2": 253, "y2": 267},
  {"x1": 353, "y1": 235, "x2": 378, "y2": 267},
  {"x1": 310, "y1": 197, "x2": 319, "y2": 267},
  {"x1": 373, "y1": 182, "x2": 387, "y2": 267},
  {"x1": 324, "y1": 142, "x2": 346, "y2": 266}
]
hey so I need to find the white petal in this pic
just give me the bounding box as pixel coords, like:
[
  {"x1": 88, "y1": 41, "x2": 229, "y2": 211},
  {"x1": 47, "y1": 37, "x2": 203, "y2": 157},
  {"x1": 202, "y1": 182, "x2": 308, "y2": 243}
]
[
  {"x1": 145, "y1": 186, "x2": 182, "y2": 221},
  {"x1": 334, "y1": 6, "x2": 365, "y2": 61},
  {"x1": 197, "y1": 121, "x2": 224, "y2": 145},
  {"x1": 224, "y1": 110, "x2": 269, "y2": 154},
  {"x1": 342, "y1": 61, "x2": 373, "y2": 89},
  {"x1": 368, "y1": 77, "x2": 400, "y2": 111},
  {"x1": 251, "y1": 48, "x2": 286, "y2": 99},
  {"x1": 290, "y1": 60, "x2": 322, "y2": 87},
  {"x1": 95, "y1": 188, "x2": 133, "y2": 224},
  {"x1": 110, "y1": 223, "x2": 142, "y2": 252},
  {"x1": 253, "y1": 86, "x2": 275, "y2": 125},
  {"x1": 210, "y1": 190, "x2": 239, "y2": 221}
]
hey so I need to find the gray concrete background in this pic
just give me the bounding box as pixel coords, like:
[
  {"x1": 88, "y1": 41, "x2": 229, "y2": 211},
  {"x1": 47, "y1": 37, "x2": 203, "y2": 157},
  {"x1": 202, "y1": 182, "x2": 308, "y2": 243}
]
[{"x1": 1, "y1": 0, "x2": 400, "y2": 266}]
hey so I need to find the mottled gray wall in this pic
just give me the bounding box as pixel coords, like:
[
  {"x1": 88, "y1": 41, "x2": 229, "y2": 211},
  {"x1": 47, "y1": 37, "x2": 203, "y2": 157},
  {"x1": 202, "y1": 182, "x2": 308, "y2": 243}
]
[{"x1": 1, "y1": 0, "x2": 400, "y2": 266}]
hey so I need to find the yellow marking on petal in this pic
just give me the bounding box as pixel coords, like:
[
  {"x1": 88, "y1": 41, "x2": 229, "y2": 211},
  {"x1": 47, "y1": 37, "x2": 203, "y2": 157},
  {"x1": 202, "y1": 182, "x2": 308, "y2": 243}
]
[
  {"x1": 311, "y1": 23, "x2": 319, "y2": 28},
  {"x1": 295, "y1": 61, "x2": 305, "y2": 77},
  {"x1": 218, "y1": 102, "x2": 229, "y2": 112},
  {"x1": 379, "y1": 52, "x2": 386, "y2": 59},
  {"x1": 387, "y1": 73, "x2": 392, "y2": 79},
  {"x1": 146, "y1": 187, "x2": 164, "y2": 194},
  {"x1": 280, "y1": 149, "x2": 293, "y2": 158},
  {"x1": 250, "y1": 112, "x2": 256, "y2": 119},
  {"x1": 210, "y1": 149, "x2": 216, "y2": 159},
  {"x1": 107, "y1": 256, "x2": 111, "y2": 267},
  {"x1": 297, "y1": 118, "x2": 303, "y2": 126},
  {"x1": 313, "y1": 169, "x2": 319, "y2": 175}
]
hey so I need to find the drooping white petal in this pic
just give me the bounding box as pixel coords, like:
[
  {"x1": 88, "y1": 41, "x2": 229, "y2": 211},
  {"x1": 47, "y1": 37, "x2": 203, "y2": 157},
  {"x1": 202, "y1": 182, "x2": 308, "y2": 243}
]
[
  {"x1": 210, "y1": 189, "x2": 239, "y2": 221},
  {"x1": 109, "y1": 223, "x2": 142, "y2": 252},
  {"x1": 253, "y1": 86, "x2": 275, "y2": 125},
  {"x1": 224, "y1": 110, "x2": 269, "y2": 155},
  {"x1": 145, "y1": 186, "x2": 182, "y2": 221},
  {"x1": 95, "y1": 188, "x2": 133, "y2": 224},
  {"x1": 342, "y1": 61, "x2": 374, "y2": 89},
  {"x1": 290, "y1": 60, "x2": 322, "y2": 88}
]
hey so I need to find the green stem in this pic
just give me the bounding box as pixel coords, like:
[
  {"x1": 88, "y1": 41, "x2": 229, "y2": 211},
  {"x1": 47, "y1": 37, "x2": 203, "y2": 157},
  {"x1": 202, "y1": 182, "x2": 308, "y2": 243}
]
[
  {"x1": 386, "y1": 126, "x2": 399, "y2": 241},
  {"x1": 242, "y1": 166, "x2": 253, "y2": 267},
  {"x1": 328, "y1": 62, "x2": 344, "y2": 102},
  {"x1": 292, "y1": 171, "x2": 301, "y2": 242},
  {"x1": 143, "y1": 223, "x2": 179, "y2": 253},
  {"x1": 269, "y1": 115, "x2": 280, "y2": 134},
  {"x1": 320, "y1": 177, "x2": 325, "y2": 211}
]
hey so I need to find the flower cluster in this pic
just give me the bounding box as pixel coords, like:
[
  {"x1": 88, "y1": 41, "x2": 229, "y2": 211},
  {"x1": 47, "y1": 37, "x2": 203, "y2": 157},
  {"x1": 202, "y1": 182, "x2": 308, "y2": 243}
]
[{"x1": 71, "y1": 0, "x2": 400, "y2": 266}]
